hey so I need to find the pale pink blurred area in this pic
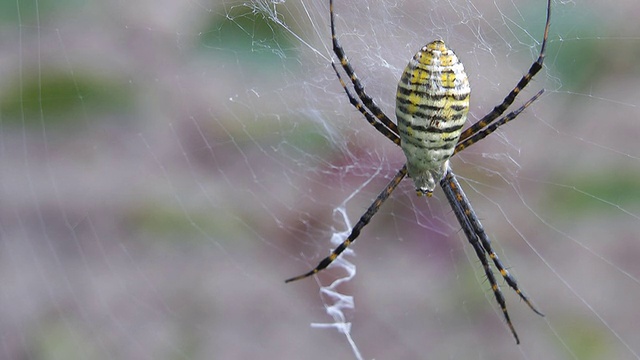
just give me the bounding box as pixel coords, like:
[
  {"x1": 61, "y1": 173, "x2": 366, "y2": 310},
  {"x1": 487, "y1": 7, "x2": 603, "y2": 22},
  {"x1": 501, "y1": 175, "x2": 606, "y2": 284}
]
[{"x1": 1, "y1": 1, "x2": 639, "y2": 359}]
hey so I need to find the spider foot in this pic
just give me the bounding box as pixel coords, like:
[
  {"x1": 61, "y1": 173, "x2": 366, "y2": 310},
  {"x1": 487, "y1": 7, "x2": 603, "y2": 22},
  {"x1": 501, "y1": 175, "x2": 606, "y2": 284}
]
[
  {"x1": 518, "y1": 291, "x2": 545, "y2": 317},
  {"x1": 284, "y1": 269, "x2": 317, "y2": 283}
]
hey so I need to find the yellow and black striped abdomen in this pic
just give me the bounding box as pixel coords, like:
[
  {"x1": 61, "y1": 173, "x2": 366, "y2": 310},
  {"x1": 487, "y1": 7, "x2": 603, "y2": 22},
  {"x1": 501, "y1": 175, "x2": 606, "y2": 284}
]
[{"x1": 396, "y1": 40, "x2": 470, "y2": 196}]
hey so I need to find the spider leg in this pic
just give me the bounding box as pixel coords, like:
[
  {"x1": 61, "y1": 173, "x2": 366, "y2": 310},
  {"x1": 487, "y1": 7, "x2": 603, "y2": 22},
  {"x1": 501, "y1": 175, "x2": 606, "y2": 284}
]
[
  {"x1": 458, "y1": 0, "x2": 551, "y2": 144},
  {"x1": 440, "y1": 167, "x2": 521, "y2": 343},
  {"x1": 285, "y1": 165, "x2": 407, "y2": 283},
  {"x1": 331, "y1": 62, "x2": 401, "y2": 145},
  {"x1": 443, "y1": 168, "x2": 543, "y2": 316},
  {"x1": 455, "y1": 89, "x2": 544, "y2": 153},
  {"x1": 330, "y1": 0, "x2": 399, "y2": 136}
]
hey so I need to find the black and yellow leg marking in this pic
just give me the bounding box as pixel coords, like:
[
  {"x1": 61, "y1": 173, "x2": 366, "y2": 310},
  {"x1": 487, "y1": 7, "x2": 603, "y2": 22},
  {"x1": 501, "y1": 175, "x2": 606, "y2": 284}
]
[
  {"x1": 440, "y1": 167, "x2": 544, "y2": 343},
  {"x1": 330, "y1": 62, "x2": 401, "y2": 146},
  {"x1": 455, "y1": 89, "x2": 544, "y2": 153},
  {"x1": 330, "y1": 0, "x2": 399, "y2": 135},
  {"x1": 458, "y1": 0, "x2": 550, "y2": 145},
  {"x1": 285, "y1": 165, "x2": 408, "y2": 283}
]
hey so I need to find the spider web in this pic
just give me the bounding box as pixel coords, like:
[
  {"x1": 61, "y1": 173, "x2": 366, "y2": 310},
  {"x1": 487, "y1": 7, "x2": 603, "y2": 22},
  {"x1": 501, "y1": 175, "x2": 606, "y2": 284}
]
[{"x1": 1, "y1": 0, "x2": 640, "y2": 359}]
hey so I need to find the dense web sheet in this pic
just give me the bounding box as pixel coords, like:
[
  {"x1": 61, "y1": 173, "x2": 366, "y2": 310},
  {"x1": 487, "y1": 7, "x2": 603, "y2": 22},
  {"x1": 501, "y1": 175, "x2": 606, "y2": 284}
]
[{"x1": 2, "y1": 0, "x2": 640, "y2": 359}]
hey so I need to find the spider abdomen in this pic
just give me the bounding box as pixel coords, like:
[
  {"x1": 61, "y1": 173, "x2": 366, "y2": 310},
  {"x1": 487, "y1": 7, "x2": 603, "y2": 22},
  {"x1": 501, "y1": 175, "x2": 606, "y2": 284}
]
[{"x1": 396, "y1": 40, "x2": 470, "y2": 196}]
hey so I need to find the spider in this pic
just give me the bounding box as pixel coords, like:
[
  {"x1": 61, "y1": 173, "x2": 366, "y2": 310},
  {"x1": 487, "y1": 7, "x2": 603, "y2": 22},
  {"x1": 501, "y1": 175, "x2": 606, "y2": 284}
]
[{"x1": 286, "y1": 0, "x2": 551, "y2": 344}]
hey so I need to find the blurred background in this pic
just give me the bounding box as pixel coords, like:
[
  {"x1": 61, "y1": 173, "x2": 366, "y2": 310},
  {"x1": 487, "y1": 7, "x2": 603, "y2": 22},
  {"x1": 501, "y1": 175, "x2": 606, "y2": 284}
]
[{"x1": 1, "y1": 0, "x2": 639, "y2": 359}]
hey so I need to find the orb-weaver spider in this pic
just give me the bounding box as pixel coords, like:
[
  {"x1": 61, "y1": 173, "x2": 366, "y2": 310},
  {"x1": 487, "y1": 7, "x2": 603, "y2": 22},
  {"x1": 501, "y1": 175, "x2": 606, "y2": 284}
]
[{"x1": 287, "y1": 0, "x2": 551, "y2": 343}]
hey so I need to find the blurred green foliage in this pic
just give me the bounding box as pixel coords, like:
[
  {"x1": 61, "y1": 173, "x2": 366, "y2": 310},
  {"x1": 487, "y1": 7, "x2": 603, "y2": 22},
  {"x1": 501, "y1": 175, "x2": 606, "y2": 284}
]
[
  {"x1": 557, "y1": 316, "x2": 611, "y2": 360},
  {"x1": 1, "y1": 72, "x2": 134, "y2": 129},
  {"x1": 0, "y1": 0, "x2": 83, "y2": 23},
  {"x1": 547, "y1": 171, "x2": 640, "y2": 217},
  {"x1": 198, "y1": 4, "x2": 298, "y2": 69}
]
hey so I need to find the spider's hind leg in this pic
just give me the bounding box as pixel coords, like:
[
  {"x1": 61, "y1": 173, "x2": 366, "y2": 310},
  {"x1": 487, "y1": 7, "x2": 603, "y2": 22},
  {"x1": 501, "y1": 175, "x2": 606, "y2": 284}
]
[{"x1": 440, "y1": 167, "x2": 542, "y2": 344}]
